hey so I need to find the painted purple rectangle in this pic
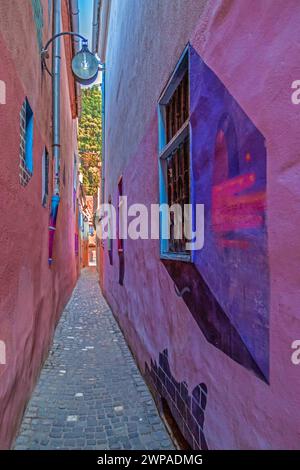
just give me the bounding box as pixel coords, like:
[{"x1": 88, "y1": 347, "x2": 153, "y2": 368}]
[{"x1": 189, "y1": 46, "x2": 269, "y2": 379}]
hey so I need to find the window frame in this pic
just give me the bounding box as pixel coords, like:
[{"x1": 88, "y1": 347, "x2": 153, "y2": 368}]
[
  {"x1": 158, "y1": 45, "x2": 193, "y2": 262},
  {"x1": 25, "y1": 98, "x2": 34, "y2": 174},
  {"x1": 19, "y1": 97, "x2": 34, "y2": 187}
]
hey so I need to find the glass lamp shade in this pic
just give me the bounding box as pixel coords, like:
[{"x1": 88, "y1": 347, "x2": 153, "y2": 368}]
[{"x1": 72, "y1": 44, "x2": 99, "y2": 85}]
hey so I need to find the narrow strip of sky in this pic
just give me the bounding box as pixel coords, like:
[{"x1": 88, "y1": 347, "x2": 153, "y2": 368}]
[{"x1": 78, "y1": 0, "x2": 93, "y2": 46}]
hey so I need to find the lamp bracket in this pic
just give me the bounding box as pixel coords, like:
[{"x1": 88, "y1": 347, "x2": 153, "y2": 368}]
[{"x1": 41, "y1": 31, "x2": 89, "y2": 77}]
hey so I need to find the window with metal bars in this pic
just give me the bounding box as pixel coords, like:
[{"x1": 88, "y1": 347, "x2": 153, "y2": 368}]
[
  {"x1": 19, "y1": 98, "x2": 34, "y2": 187},
  {"x1": 159, "y1": 47, "x2": 191, "y2": 257}
]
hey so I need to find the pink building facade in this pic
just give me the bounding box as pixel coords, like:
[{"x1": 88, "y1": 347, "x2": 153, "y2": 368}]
[
  {"x1": 0, "y1": 0, "x2": 80, "y2": 448},
  {"x1": 96, "y1": 0, "x2": 300, "y2": 449}
]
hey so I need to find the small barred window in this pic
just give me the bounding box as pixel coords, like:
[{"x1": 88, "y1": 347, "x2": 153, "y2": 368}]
[
  {"x1": 159, "y1": 50, "x2": 190, "y2": 256},
  {"x1": 19, "y1": 98, "x2": 34, "y2": 187}
]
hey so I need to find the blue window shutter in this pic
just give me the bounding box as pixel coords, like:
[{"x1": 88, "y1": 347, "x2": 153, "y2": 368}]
[{"x1": 25, "y1": 100, "x2": 34, "y2": 174}]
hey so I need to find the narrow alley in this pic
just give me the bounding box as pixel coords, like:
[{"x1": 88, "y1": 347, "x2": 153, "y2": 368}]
[
  {"x1": 14, "y1": 269, "x2": 174, "y2": 451},
  {"x1": 1, "y1": 0, "x2": 300, "y2": 458}
]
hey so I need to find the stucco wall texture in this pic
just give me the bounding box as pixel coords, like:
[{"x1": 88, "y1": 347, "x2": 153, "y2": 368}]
[
  {"x1": 101, "y1": 0, "x2": 300, "y2": 449},
  {"x1": 0, "y1": 0, "x2": 79, "y2": 448}
]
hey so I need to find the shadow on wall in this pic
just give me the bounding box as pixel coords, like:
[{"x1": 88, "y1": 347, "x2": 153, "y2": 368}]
[{"x1": 145, "y1": 349, "x2": 208, "y2": 450}]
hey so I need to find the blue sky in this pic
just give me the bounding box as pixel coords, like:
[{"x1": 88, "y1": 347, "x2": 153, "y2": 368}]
[{"x1": 78, "y1": 0, "x2": 93, "y2": 46}]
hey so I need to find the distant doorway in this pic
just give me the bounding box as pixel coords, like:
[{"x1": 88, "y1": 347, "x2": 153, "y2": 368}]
[{"x1": 89, "y1": 249, "x2": 96, "y2": 266}]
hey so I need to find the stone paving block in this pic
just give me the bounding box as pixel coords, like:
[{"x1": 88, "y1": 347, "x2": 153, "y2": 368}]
[{"x1": 14, "y1": 269, "x2": 175, "y2": 450}]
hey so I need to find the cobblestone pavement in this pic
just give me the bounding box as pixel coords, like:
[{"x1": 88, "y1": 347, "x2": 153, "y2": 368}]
[{"x1": 15, "y1": 268, "x2": 174, "y2": 450}]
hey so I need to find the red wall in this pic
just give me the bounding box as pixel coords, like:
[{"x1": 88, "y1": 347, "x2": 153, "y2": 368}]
[{"x1": 0, "y1": 0, "x2": 79, "y2": 448}]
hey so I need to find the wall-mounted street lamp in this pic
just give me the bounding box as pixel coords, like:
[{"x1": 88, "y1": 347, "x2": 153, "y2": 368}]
[
  {"x1": 41, "y1": 31, "x2": 102, "y2": 85},
  {"x1": 72, "y1": 40, "x2": 100, "y2": 85}
]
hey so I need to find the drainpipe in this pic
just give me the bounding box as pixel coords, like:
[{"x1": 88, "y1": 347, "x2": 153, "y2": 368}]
[
  {"x1": 70, "y1": 0, "x2": 81, "y2": 117},
  {"x1": 52, "y1": 0, "x2": 61, "y2": 196},
  {"x1": 49, "y1": 0, "x2": 61, "y2": 265},
  {"x1": 93, "y1": 0, "x2": 111, "y2": 62},
  {"x1": 92, "y1": 0, "x2": 101, "y2": 54}
]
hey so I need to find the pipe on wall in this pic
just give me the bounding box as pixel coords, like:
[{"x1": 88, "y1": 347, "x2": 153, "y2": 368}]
[
  {"x1": 69, "y1": 0, "x2": 81, "y2": 117},
  {"x1": 70, "y1": 0, "x2": 80, "y2": 53},
  {"x1": 52, "y1": 0, "x2": 61, "y2": 196},
  {"x1": 92, "y1": 0, "x2": 101, "y2": 54},
  {"x1": 93, "y1": 0, "x2": 111, "y2": 62},
  {"x1": 49, "y1": 0, "x2": 61, "y2": 265}
]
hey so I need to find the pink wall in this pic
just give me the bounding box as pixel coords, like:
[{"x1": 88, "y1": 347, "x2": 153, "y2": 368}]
[
  {"x1": 101, "y1": 0, "x2": 300, "y2": 449},
  {"x1": 0, "y1": 0, "x2": 79, "y2": 448}
]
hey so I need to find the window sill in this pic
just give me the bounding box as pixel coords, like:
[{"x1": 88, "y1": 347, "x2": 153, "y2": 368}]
[{"x1": 160, "y1": 252, "x2": 191, "y2": 263}]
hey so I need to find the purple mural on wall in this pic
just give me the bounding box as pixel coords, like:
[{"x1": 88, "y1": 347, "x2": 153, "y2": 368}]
[{"x1": 162, "y1": 46, "x2": 269, "y2": 382}]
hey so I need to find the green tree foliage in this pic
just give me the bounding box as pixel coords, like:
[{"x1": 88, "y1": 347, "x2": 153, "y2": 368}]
[{"x1": 78, "y1": 85, "x2": 102, "y2": 195}]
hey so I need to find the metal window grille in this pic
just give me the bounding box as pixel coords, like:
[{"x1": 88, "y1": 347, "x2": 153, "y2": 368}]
[
  {"x1": 166, "y1": 72, "x2": 189, "y2": 143},
  {"x1": 19, "y1": 99, "x2": 33, "y2": 187},
  {"x1": 166, "y1": 136, "x2": 190, "y2": 253},
  {"x1": 164, "y1": 70, "x2": 190, "y2": 253}
]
